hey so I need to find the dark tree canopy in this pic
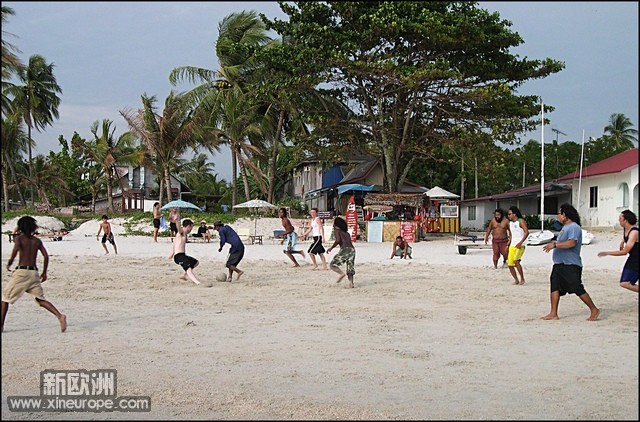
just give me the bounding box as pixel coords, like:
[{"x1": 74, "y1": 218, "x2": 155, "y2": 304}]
[{"x1": 262, "y1": 1, "x2": 565, "y2": 192}]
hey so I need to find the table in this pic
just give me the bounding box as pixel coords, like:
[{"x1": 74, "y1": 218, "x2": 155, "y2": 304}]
[{"x1": 249, "y1": 235, "x2": 263, "y2": 245}]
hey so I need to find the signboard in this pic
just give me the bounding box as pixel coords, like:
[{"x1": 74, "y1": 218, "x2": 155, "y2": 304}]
[
  {"x1": 345, "y1": 196, "x2": 358, "y2": 242},
  {"x1": 317, "y1": 210, "x2": 333, "y2": 220},
  {"x1": 366, "y1": 221, "x2": 383, "y2": 242},
  {"x1": 400, "y1": 221, "x2": 416, "y2": 243}
]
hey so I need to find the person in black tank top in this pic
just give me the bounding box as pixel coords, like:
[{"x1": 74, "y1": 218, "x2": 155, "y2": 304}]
[{"x1": 598, "y1": 209, "x2": 639, "y2": 293}]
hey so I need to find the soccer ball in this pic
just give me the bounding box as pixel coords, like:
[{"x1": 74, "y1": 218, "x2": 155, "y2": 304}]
[{"x1": 215, "y1": 272, "x2": 228, "y2": 282}]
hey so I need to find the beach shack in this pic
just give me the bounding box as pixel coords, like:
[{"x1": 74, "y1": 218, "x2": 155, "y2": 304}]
[
  {"x1": 363, "y1": 193, "x2": 425, "y2": 242},
  {"x1": 422, "y1": 186, "x2": 461, "y2": 233}
]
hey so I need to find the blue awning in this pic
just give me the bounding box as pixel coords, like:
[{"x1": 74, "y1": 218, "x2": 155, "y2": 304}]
[{"x1": 337, "y1": 184, "x2": 376, "y2": 195}]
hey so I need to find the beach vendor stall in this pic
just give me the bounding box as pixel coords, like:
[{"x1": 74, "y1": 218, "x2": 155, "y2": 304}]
[
  {"x1": 363, "y1": 193, "x2": 425, "y2": 242},
  {"x1": 422, "y1": 186, "x2": 460, "y2": 233}
]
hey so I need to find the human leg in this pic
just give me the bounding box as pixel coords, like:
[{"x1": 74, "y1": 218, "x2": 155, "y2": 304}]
[
  {"x1": 619, "y1": 268, "x2": 639, "y2": 292},
  {"x1": 309, "y1": 253, "x2": 318, "y2": 270},
  {"x1": 101, "y1": 241, "x2": 109, "y2": 254},
  {"x1": 541, "y1": 290, "x2": 561, "y2": 320},
  {"x1": 319, "y1": 253, "x2": 328, "y2": 270},
  {"x1": 620, "y1": 281, "x2": 639, "y2": 292},
  {"x1": 515, "y1": 261, "x2": 525, "y2": 285},
  {"x1": 578, "y1": 292, "x2": 600, "y2": 321},
  {"x1": 185, "y1": 268, "x2": 201, "y2": 285},
  {"x1": 35, "y1": 298, "x2": 67, "y2": 332},
  {"x1": 1, "y1": 301, "x2": 8, "y2": 332},
  {"x1": 491, "y1": 240, "x2": 500, "y2": 268}
]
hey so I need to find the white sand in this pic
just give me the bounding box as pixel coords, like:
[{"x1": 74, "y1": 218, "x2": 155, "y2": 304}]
[{"x1": 1, "y1": 216, "x2": 637, "y2": 420}]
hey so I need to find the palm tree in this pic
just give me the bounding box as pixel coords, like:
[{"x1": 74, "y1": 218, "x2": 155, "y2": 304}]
[
  {"x1": 1, "y1": 113, "x2": 28, "y2": 208},
  {"x1": 1, "y1": 6, "x2": 24, "y2": 116},
  {"x1": 23, "y1": 154, "x2": 71, "y2": 209},
  {"x1": 72, "y1": 119, "x2": 144, "y2": 212},
  {"x1": 120, "y1": 92, "x2": 220, "y2": 204},
  {"x1": 4, "y1": 54, "x2": 61, "y2": 202},
  {"x1": 169, "y1": 10, "x2": 273, "y2": 207},
  {"x1": 603, "y1": 113, "x2": 638, "y2": 150}
]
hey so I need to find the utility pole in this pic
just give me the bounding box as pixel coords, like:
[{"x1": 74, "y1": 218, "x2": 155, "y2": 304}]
[{"x1": 551, "y1": 128, "x2": 567, "y2": 179}]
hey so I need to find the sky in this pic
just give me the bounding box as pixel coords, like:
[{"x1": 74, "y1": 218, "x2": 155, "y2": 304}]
[{"x1": 3, "y1": 2, "x2": 638, "y2": 182}]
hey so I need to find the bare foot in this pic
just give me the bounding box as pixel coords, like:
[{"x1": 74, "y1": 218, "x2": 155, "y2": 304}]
[
  {"x1": 59, "y1": 314, "x2": 67, "y2": 333},
  {"x1": 336, "y1": 274, "x2": 346, "y2": 284},
  {"x1": 311, "y1": 265, "x2": 318, "y2": 270},
  {"x1": 179, "y1": 274, "x2": 187, "y2": 281},
  {"x1": 520, "y1": 279, "x2": 525, "y2": 285},
  {"x1": 226, "y1": 277, "x2": 232, "y2": 283},
  {"x1": 513, "y1": 281, "x2": 520, "y2": 285},
  {"x1": 541, "y1": 313, "x2": 559, "y2": 320},
  {"x1": 301, "y1": 251, "x2": 306, "y2": 259},
  {"x1": 349, "y1": 281, "x2": 354, "y2": 288},
  {"x1": 237, "y1": 271, "x2": 244, "y2": 281},
  {"x1": 587, "y1": 308, "x2": 600, "y2": 321},
  {"x1": 322, "y1": 266, "x2": 328, "y2": 271},
  {"x1": 293, "y1": 264, "x2": 300, "y2": 268}
]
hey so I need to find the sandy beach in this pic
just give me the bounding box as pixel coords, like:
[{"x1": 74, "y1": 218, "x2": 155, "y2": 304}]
[{"x1": 1, "y1": 216, "x2": 638, "y2": 420}]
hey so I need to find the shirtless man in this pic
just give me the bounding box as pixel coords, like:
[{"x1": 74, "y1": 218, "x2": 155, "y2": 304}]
[
  {"x1": 2, "y1": 216, "x2": 67, "y2": 333},
  {"x1": 96, "y1": 214, "x2": 118, "y2": 255},
  {"x1": 279, "y1": 207, "x2": 305, "y2": 267},
  {"x1": 484, "y1": 208, "x2": 510, "y2": 269},
  {"x1": 152, "y1": 202, "x2": 162, "y2": 242},
  {"x1": 168, "y1": 212, "x2": 207, "y2": 286}
]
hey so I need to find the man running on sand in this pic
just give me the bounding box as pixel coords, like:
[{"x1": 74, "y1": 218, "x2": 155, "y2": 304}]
[
  {"x1": 484, "y1": 208, "x2": 510, "y2": 269},
  {"x1": 279, "y1": 207, "x2": 305, "y2": 267},
  {"x1": 213, "y1": 221, "x2": 245, "y2": 282},
  {"x1": 2, "y1": 216, "x2": 67, "y2": 333}
]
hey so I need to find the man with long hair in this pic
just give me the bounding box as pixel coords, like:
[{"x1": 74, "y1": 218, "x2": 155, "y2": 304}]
[
  {"x1": 597, "y1": 209, "x2": 639, "y2": 293},
  {"x1": 542, "y1": 203, "x2": 600, "y2": 321},
  {"x1": 507, "y1": 206, "x2": 529, "y2": 285}
]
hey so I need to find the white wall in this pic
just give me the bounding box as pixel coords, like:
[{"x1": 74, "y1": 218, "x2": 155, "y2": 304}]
[{"x1": 574, "y1": 165, "x2": 639, "y2": 228}]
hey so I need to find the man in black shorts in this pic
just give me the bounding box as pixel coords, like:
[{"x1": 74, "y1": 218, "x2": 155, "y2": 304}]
[
  {"x1": 213, "y1": 221, "x2": 245, "y2": 282},
  {"x1": 152, "y1": 202, "x2": 161, "y2": 242}
]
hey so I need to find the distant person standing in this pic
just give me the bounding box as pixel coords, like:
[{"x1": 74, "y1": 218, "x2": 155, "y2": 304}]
[
  {"x1": 507, "y1": 206, "x2": 528, "y2": 285},
  {"x1": 2, "y1": 216, "x2": 67, "y2": 333},
  {"x1": 301, "y1": 208, "x2": 328, "y2": 270},
  {"x1": 152, "y1": 202, "x2": 162, "y2": 242},
  {"x1": 213, "y1": 221, "x2": 245, "y2": 282},
  {"x1": 168, "y1": 208, "x2": 179, "y2": 237},
  {"x1": 326, "y1": 217, "x2": 356, "y2": 288},
  {"x1": 484, "y1": 208, "x2": 510, "y2": 269},
  {"x1": 542, "y1": 203, "x2": 600, "y2": 321},
  {"x1": 96, "y1": 214, "x2": 118, "y2": 255},
  {"x1": 597, "y1": 209, "x2": 639, "y2": 293},
  {"x1": 279, "y1": 207, "x2": 305, "y2": 267}
]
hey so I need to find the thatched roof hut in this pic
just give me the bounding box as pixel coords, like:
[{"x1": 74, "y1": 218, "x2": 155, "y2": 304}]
[{"x1": 364, "y1": 193, "x2": 425, "y2": 208}]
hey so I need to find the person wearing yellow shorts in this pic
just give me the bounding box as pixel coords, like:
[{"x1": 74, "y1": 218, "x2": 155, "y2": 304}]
[{"x1": 507, "y1": 206, "x2": 529, "y2": 285}]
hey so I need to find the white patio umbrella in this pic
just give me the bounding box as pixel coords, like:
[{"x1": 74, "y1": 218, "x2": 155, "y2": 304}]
[{"x1": 233, "y1": 199, "x2": 279, "y2": 234}]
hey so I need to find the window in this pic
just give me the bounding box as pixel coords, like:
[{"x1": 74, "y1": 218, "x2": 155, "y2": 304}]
[
  {"x1": 468, "y1": 205, "x2": 476, "y2": 221},
  {"x1": 618, "y1": 183, "x2": 629, "y2": 207},
  {"x1": 589, "y1": 186, "x2": 598, "y2": 208}
]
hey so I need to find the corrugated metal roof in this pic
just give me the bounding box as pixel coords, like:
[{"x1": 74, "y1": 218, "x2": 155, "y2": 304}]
[{"x1": 558, "y1": 148, "x2": 638, "y2": 181}]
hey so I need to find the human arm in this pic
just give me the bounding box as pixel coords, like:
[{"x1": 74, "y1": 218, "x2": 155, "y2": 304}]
[
  {"x1": 543, "y1": 237, "x2": 577, "y2": 253},
  {"x1": 6, "y1": 243, "x2": 19, "y2": 271},
  {"x1": 598, "y1": 230, "x2": 638, "y2": 257},
  {"x1": 484, "y1": 221, "x2": 492, "y2": 244},
  {"x1": 39, "y1": 240, "x2": 49, "y2": 282},
  {"x1": 326, "y1": 229, "x2": 340, "y2": 253},
  {"x1": 403, "y1": 242, "x2": 409, "y2": 259},
  {"x1": 517, "y1": 219, "x2": 529, "y2": 248},
  {"x1": 96, "y1": 222, "x2": 102, "y2": 239},
  {"x1": 301, "y1": 219, "x2": 313, "y2": 240},
  {"x1": 218, "y1": 228, "x2": 226, "y2": 252},
  {"x1": 390, "y1": 242, "x2": 395, "y2": 259}
]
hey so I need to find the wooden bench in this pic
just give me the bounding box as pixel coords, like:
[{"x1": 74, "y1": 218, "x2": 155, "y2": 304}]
[{"x1": 249, "y1": 234, "x2": 263, "y2": 245}]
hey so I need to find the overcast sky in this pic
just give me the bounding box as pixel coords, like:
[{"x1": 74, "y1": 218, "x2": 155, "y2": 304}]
[{"x1": 3, "y1": 1, "x2": 638, "y2": 182}]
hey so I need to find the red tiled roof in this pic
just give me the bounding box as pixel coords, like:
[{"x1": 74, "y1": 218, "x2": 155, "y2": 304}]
[{"x1": 558, "y1": 148, "x2": 638, "y2": 181}]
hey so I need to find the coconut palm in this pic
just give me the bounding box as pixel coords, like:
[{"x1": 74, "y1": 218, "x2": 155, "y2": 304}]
[
  {"x1": 22, "y1": 154, "x2": 72, "y2": 209},
  {"x1": 603, "y1": 113, "x2": 638, "y2": 150},
  {"x1": 72, "y1": 119, "x2": 144, "y2": 212},
  {"x1": 120, "y1": 92, "x2": 220, "y2": 204},
  {"x1": 1, "y1": 113, "x2": 29, "y2": 208},
  {"x1": 4, "y1": 54, "x2": 61, "y2": 202},
  {"x1": 1, "y1": 6, "x2": 24, "y2": 116},
  {"x1": 169, "y1": 10, "x2": 273, "y2": 207}
]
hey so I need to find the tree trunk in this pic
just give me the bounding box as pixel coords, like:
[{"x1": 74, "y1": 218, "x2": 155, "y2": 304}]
[
  {"x1": 231, "y1": 148, "x2": 238, "y2": 208},
  {"x1": 158, "y1": 179, "x2": 164, "y2": 206},
  {"x1": 164, "y1": 165, "x2": 173, "y2": 202},
  {"x1": 26, "y1": 110, "x2": 34, "y2": 204},
  {"x1": 7, "y1": 159, "x2": 27, "y2": 206},
  {"x1": 1, "y1": 165, "x2": 9, "y2": 211},
  {"x1": 106, "y1": 172, "x2": 114, "y2": 212},
  {"x1": 239, "y1": 157, "x2": 251, "y2": 202},
  {"x1": 268, "y1": 109, "x2": 285, "y2": 204}
]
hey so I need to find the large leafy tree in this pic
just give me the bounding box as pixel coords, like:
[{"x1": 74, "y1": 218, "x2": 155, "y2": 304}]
[
  {"x1": 4, "y1": 54, "x2": 62, "y2": 201},
  {"x1": 263, "y1": 1, "x2": 565, "y2": 192},
  {"x1": 72, "y1": 119, "x2": 143, "y2": 212},
  {"x1": 120, "y1": 92, "x2": 219, "y2": 204}
]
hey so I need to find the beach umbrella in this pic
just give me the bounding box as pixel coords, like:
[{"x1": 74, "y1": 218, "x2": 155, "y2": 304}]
[
  {"x1": 160, "y1": 199, "x2": 203, "y2": 212},
  {"x1": 233, "y1": 199, "x2": 278, "y2": 234}
]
